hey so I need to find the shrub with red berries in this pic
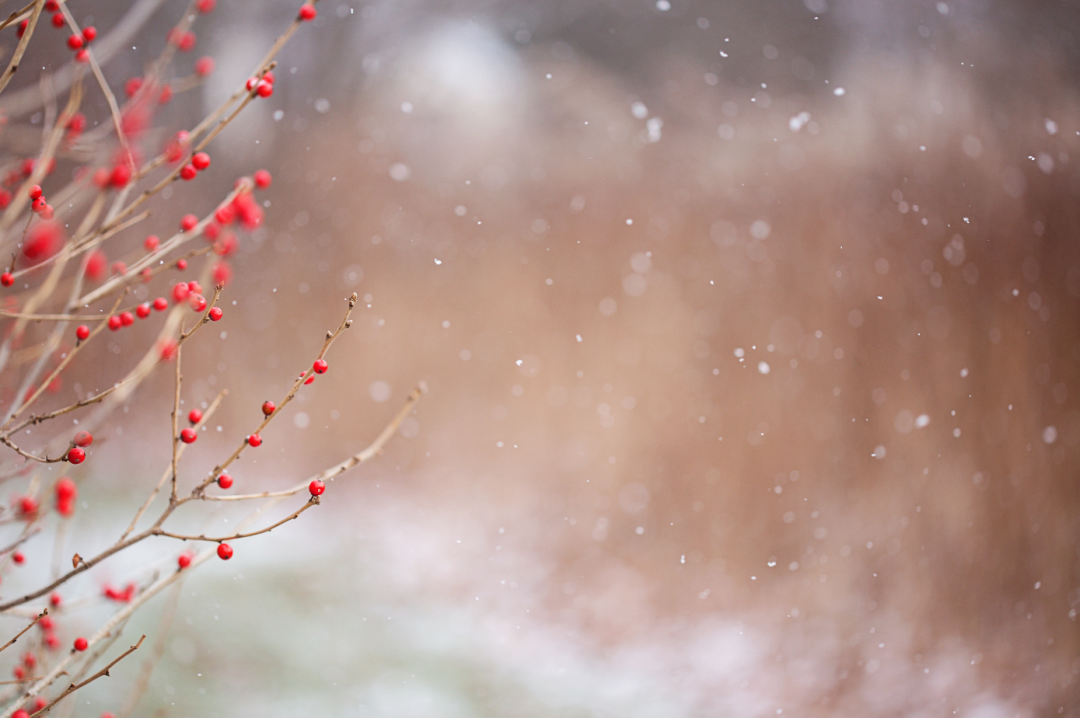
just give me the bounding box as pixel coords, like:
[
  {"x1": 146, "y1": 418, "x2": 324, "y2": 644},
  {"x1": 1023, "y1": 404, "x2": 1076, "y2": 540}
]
[{"x1": 0, "y1": 2, "x2": 420, "y2": 715}]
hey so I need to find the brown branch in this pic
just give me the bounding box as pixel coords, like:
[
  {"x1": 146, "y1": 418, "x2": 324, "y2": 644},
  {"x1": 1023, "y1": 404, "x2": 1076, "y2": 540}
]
[
  {"x1": 0, "y1": 2, "x2": 36, "y2": 34},
  {"x1": 192, "y1": 292, "x2": 359, "y2": 496},
  {"x1": 0, "y1": 526, "x2": 40, "y2": 556},
  {"x1": 154, "y1": 497, "x2": 318, "y2": 543},
  {"x1": 0, "y1": 609, "x2": 47, "y2": 656},
  {"x1": 169, "y1": 342, "x2": 182, "y2": 503},
  {"x1": 119, "y1": 389, "x2": 227, "y2": 541},
  {"x1": 0, "y1": 0, "x2": 44, "y2": 97},
  {"x1": 196, "y1": 387, "x2": 423, "y2": 503},
  {"x1": 30, "y1": 635, "x2": 145, "y2": 717},
  {"x1": 1, "y1": 292, "x2": 126, "y2": 434},
  {"x1": 116, "y1": 584, "x2": 180, "y2": 718}
]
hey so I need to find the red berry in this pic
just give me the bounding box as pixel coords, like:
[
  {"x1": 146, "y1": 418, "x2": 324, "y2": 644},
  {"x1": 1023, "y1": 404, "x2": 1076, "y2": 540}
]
[
  {"x1": 45, "y1": 633, "x2": 60, "y2": 648},
  {"x1": 304, "y1": 375, "x2": 315, "y2": 385},
  {"x1": 209, "y1": 306, "x2": 223, "y2": 321},
  {"x1": 73, "y1": 637, "x2": 88, "y2": 651},
  {"x1": 107, "y1": 315, "x2": 122, "y2": 331},
  {"x1": 56, "y1": 477, "x2": 77, "y2": 501},
  {"x1": 247, "y1": 434, "x2": 262, "y2": 447},
  {"x1": 245, "y1": 77, "x2": 258, "y2": 91},
  {"x1": 204, "y1": 223, "x2": 221, "y2": 240},
  {"x1": 313, "y1": 359, "x2": 328, "y2": 374},
  {"x1": 13, "y1": 667, "x2": 25, "y2": 681},
  {"x1": 159, "y1": 85, "x2": 173, "y2": 104},
  {"x1": 45, "y1": 0, "x2": 59, "y2": 11},
  {"x1": 180, "y1": 214, "x2": 199, "y2": 232},
  {"x1": 188, "y1": 293, "x2": 207, "y2": 312},
  {"x1": 74, "y1": 49, "x2": 89, "y2": 63},
  {"x1": 136, "y1": 303, "x2": 151, "y2": 319},
  {"x1": 179, "y1": 30, "x2": 196, "y2": 52},
  {"x1": 253, "y1": 169, "x2": 272, "y2": 188},
  {"x1": 50, "y1": 592, "x2": 62, "y2": 607},
  {"x1": 110, "y1": 163, "x2": 131, "y2": 188},
  {"x1": 180, "y1": 428, "x2": 197, "y2": 444},
  {"x1": 178, "y1": 552, "x2": 193, "y2": 569},
  {"x1": 194, "y1": 56, "x2": 215, "y2": 77},
  {"x1": 214, "y1": 204, "x2": 235, "y2": 225},
  {"x1": 67, "y1": 446, "x2": 85, "y2": 464},
  {"x1": 298, "y1": 4, "x2": 317, "y2": 21},
  {"x1": 180, "y1": 164, "x2": 197, "y2": 181},
  {"x1": 192, "y1": 152, "x2": 211, "y2": 170},
  {"x1": 261, "y1": 400, "x2": 275, "y2": 416},
  {"x1": 17, "y1": 19, "x2": 28, "y2": 36},
  {"x1": 31, "y1": 196, "x2": 47, "y2": 213},
  {"x1": 217, "y1": 543, "x2": 233, "y2": 560},
  {"x1": 144, "y1": 234, "x2": 160, "y2": 251},
  {"x1": 67, "y1": 34, "x2": 83, "y2": 50},
  {"x1": 255, "y1": 81, "x2": 273, "y2": 98},
  {"x1": 13, "y1": 709, "x2": 28, "y2": 718},
  {"x1": 28, "y1": 185, "x2": 42, "y2": 200},
  {"x1": 38, "y1": 615, "x2": 53, "y2": 631},
  {"x1": 172, "y1": 283, "x2": 190, "y2": 303},
  {"x1": 188, "y1": 409, "x2": 203, "y2": 424},
  {"x1": 13, "y1": 551, "x2": 24, "y2": 564},
  {"x1": 50, "y1": 12, "x2": 64, "y2": 27},
  {"x1": 217, "y1": 473, "x2": 233, "y2": 489},
  {"x1": 82, "y1": 26, "x2": 97, "y2": 42},
  {"x1": 309, "y1": 480, "x2": 325, "y2": 496},
  {"x1": 112, "y1": 261, "x2": 127, "y2": 276},
  {"x1": 176, "y1": 258, "x2": 188, "y2": 270},
  {"x1": 188, "y1": 280, "x2": 203, "y2": 294},
  {"x1": 196, "y1": 0, "x2": 216, "y2": 12},
  {"x1": 212, "y1": 261, "x2": 232, "y2": 286},
  {"x1": 1, "y1": 272, "x2": 14, "y2": 287},
  {"x1": 119, "y1": 311, "x2": 134, "y2": 326},
  {"x1": 74, "y1": 431, "x2": 93, "y2": 447}
]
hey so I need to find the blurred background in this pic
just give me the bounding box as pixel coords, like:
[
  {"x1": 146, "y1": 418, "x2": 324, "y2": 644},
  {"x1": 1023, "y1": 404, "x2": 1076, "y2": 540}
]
[{"x1": 2, "y1": 0, "x2": 1080, "y2": 715}]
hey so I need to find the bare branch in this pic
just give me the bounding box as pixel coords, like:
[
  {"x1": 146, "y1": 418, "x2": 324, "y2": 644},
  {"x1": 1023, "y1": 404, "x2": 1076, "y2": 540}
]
[{"x1": 0, "y1": 609, "x2": 47, "y2": 656}]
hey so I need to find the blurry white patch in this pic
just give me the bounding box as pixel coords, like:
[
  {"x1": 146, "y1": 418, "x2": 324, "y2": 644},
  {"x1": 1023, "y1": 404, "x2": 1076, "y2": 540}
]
[
  {"x1": 314, "y1": 98, "x2": 330, "y2": 113},
  {"x1": 915, "y1": 414, "x2": 931, "y2": 428},
  {"x1": 833, "y1": 86, "x2": 846, "y2": 96},
  {"x1": 369, "y1": 381, "x2": 392, "y2": 402},
  {"x1": 631, "y1": 101, "x2": 648, "y2": 119},
  {"x1": 1042, "y1": 425, "x2": 1058, "y2": 444},
  {"x1": 655, "y1": 0, "x2": 671, "y2": 10},
  {"x1": 872, "y1": 445, "x2": 886, "y2": 460},
  {"x1": 757, "y1": 361, "x2": 770, "y2": 375},
  {"x1": 400, "y1": 101, "x2": 413, "y2": 113},
  {"x1": 646, "y1": 117, "x2": 663, "y2": 142},
  {"x1": 389, "y1": 163, "x2": 411, "y2": 181},
  {"x1": 293, "y1": 411, "x2": 310, "y2": 429},
  {"x1": 803, "y1": 0, "x2": 828, "y2": 12},
  {"x1": 750, "y1": 220, "x2": 771, "y2": 239},
  {"x1": 789, "y1": 111, "x2": 811, "y2": 132},
  {"x1": 1045, "y1": 118, "x2": 1058, "y2": 135}
]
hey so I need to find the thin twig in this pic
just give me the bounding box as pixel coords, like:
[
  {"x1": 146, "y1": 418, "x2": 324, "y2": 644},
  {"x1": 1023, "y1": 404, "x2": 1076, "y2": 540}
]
[
  {"x1": 0, "y1": 0, "x2": 44, "y2": 97},
  {"x1": 29, "y1": 635, "x2": 145, "y2": 717},
  {"x1": 192, "y1": 292, "x2": 359, "y2": 496},
  {"x1": 120, "y1": 389, "x2": 227, "y2": 541},
  {"x1": 155, "y1": 497, "x2": 318, "y2": 543},
  {"x1": 0, "y1": 609, "x2": 46, "y2": 656},
  {"x1": 117, "y1": 584, "x2": 181, "y2": 718}
]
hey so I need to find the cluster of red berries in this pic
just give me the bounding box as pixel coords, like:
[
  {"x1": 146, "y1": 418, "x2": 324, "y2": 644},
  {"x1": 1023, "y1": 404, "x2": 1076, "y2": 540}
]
[
  {"x1": 66, "y1": 430, "x2": 92, "y2": 464},
  {"x1": 245, "y1": 71, "x2": 276, "y2": 99},
  {"x1": 179, "y1": 151, "x2": 211, "y2": 181},
  {"x1": 103, "y1": 583, "x2": 136, "y2": 602},
  {"x1": 28, "y1": 184, "x2": 54, "y2": 219}
]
